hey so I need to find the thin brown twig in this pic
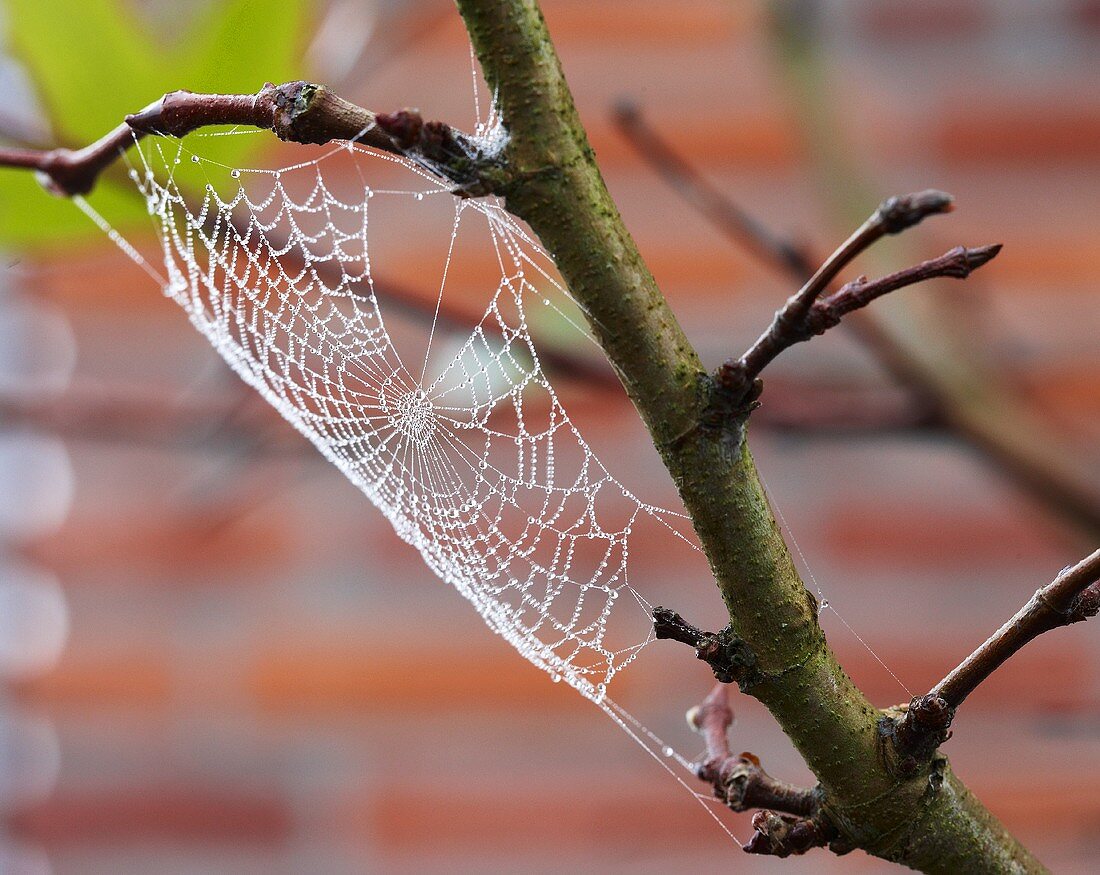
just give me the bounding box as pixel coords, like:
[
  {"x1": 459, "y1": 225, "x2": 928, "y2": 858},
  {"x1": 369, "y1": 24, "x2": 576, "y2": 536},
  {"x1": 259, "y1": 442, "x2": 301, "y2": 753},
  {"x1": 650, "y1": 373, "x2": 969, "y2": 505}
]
[
  {"x1": 613, "y1": 100, "x2": 958, "y2": 406},
  {"x1": 2, "y1": 84, "x2": 962, "y2": 434},
  {"x1": 773, "y1": 189, "x2": 955, "y2": 331},
  {"x1": 721, "y1": 240, "x2": 1000, "y2": 404},
  {"x1": 613, "y1": 102, "x2": 1100, "y2": 540},
  {"x1": 889, "y1": 547, "x2": 1100, "y2": 764},
  {"x1": 934, "y1": 546, "x2": 1100, "y2": 709},
  {"x1": 818, "y1": 244, "x2": 1001, "y2": 320},
  {"x1": 0, "y1": 81, "x2": 614, "y2": 391},
  {"x1": 0, "y1": 81, "x2": 487, "y2": 197},
  {"x1": 612, "y1": 99, "x2": 815, "y2": 276},
  {"x1": 688, "y1": 684, "x2": 819, "y2": 816},
  {"x1": 687, "y1": 684, "x2": 839, "y2": 857},
  {"x1": 652, "y1": 607, "x2": 758, "y2": 685}
]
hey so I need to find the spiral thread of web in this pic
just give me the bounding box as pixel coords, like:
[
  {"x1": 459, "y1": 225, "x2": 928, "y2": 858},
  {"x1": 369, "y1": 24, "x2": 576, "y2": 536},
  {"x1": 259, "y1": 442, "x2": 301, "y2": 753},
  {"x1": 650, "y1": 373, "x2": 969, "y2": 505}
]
[{"x1": 125, "y1": 136, "x2": 693, "y2": 701}]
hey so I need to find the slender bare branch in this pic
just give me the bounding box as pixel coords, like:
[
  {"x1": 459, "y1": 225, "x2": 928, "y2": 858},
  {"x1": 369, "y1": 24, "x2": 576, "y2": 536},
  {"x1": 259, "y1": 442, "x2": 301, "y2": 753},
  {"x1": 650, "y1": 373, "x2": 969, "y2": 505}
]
[
  {"x1": 715, "y1": 191, "x2": 958, "y2": 410},
  {"x1": 713, "y1": 200, "x2": 1000, "y2": 410},
  {"x1": 611, "y1": 99, "x2": 815, "y2": 276},
  {"x1": 688, "y1": 684, "x2": 819, "y2": 816},
  {"x1": 0, "y1": 81, "x2": 490, "y2": 197},
  {"x1": 687, "y1": 684, "x2": 839, "y2": 857},
  {"x1": 0, "y1": 123, "x2": 137, "y2": 197},
  {"x1": 612, "y1": 102, "x2": 1100, "y2": 541},
  {"x1": 818, "y1": 244, "x2": 1001, "y2": 320},
  {"x1": 653, "y1": 608, "x2": 759, "y2": 685},
  {"x1": 0, "y1": 81, "x2": 611, "y2": 391},
  {"x1": 889, "y1": 548, "x2": 1100, "y2": 765},
  {"x1": 722, "y1": 242, "x2": 1001, "y2": 404},
  {"x1": 935, "y1": 547, "x2": 1100, "y2": 709},
  {"x1": 778, "y1": 189, "x2": 955, "y2": 329}
]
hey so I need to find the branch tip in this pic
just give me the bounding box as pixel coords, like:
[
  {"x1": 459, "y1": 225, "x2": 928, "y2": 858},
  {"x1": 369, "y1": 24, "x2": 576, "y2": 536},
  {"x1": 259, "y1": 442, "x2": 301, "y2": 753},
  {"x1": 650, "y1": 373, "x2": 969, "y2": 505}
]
[
  {"x1": 744, "y1": 810, "x2": 835, "y2": 857},
  {"x1": 891, "y1": 548, "x2": 1100, "y2": 767},
  {"x1": 876, "y1": 189, "x2": 954, "y2": 235},
  {"x1": 961, "y1": 242, "x2": 1002, "y2": 272},
  {"x1": 123, "y1": 98, "x2": 168, "y2": 134},
  {"x1": 652, "y1": 607, "x2": 758, "y2": 685}
]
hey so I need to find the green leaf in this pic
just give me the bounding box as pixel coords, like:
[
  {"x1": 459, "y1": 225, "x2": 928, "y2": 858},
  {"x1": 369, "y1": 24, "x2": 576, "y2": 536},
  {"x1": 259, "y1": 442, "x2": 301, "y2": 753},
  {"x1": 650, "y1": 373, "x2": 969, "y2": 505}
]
[
  {"x1": 183, "y1": 0, "x2": 309, "y2": 91},
  {"x1": 0, "y1": 0, "x2": 311, "y2": 248},
  {"x1": 172, "y1": 0, "x2": 311, "y2": 169},
  {"x1": 0, "y1": 168, "x2": 151, "y2": 250},
  {"x1": 4, "y1": 0, "x2": 160, "y2": 142}
]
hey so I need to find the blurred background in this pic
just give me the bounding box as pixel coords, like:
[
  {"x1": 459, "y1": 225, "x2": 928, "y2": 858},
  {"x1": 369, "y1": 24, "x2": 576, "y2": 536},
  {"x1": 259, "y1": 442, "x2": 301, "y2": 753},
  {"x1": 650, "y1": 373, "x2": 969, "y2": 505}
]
[{"x1": 0, "y1": 1, "x2": 1098, "y2": 872}]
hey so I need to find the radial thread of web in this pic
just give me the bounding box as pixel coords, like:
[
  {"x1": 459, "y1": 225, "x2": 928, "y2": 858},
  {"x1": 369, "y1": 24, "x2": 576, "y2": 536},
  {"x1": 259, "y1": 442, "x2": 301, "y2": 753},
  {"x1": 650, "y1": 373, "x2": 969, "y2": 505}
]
[{"x1": 125, "y1": 133, "x2": 702, "y2": 705}]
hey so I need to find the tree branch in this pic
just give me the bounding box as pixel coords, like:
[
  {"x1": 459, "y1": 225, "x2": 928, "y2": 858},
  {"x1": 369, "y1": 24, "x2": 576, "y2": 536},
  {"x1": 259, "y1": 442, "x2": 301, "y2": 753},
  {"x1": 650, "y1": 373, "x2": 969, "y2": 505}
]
[
  {"x1": 714, "y1": 195, "x2": 999, "y2": 410},
  {"x1": 458, "y1": 1, "x2": 1042, "y2": 870},
  {"x1": 0, "y1": 81, "x2": 496, "y2": 197},
  {"x1": 1, "y1": 5, "x2": 1050, "y2": 867},
  {"x1": 612, "y1": 99, "x2": 815, "y2": 277},
  {"x1": 818, "y1": 245, "x2": 1001, "y2": 320},
  {"x1": 687, "y1": 684, "x2": 840, "y2": 857},
  {"x1": 890, "y1": 548, "x2": 1100, "y2": 764},
  {"x1": 652, "y1": 608, "x2": 759, "y2": 686},
  {"x1": 771, "y1": 189, "x2": 955, "y2": 330},
  {"x1": 688, "y1": 684, "x2": 820, "y2": 817},
  {"x1": 935, "y1": 548, "x2": 1100, "y2": 708},
  {"x1": 612, "y1": 101, "x2": 1100, "y2": 542}
]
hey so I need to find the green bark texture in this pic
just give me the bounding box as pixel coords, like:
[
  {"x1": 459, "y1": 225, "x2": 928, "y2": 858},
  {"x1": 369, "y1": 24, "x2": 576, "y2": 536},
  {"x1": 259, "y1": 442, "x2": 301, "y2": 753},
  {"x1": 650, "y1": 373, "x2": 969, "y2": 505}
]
[{"x1": 454, "y1": 1, "x2": 1045, "y2": 871}]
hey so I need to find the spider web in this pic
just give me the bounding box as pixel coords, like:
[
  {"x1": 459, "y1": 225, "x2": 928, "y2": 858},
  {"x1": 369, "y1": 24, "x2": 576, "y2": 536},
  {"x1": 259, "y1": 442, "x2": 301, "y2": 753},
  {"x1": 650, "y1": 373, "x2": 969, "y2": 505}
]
[
  {"x1": 68, "y1": 95, "x2": 911, "y2": 848},
  {"x1": 115, "y1": 125, "x2": 702, "y2": 705}
]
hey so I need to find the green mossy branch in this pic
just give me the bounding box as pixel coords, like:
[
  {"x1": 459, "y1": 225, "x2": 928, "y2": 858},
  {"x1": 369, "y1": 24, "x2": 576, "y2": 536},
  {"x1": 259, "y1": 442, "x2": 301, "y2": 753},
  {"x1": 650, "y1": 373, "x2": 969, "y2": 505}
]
[{"x1": 455, "y1": 0, "x2": 1044, "y2": 870}]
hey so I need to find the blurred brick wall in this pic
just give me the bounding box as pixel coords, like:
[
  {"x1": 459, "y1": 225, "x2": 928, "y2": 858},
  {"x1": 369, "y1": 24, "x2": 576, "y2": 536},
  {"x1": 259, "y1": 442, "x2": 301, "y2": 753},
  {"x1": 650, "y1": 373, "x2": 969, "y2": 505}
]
[{"x1": 2, "y1": 1, "x2": 1099, "y2": 873}]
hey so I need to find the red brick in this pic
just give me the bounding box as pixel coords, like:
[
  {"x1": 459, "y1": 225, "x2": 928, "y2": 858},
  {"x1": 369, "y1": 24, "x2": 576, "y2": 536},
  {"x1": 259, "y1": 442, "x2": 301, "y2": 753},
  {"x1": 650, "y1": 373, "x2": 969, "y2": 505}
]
[
  {"x1": 540, "y1": 1, "x2": 757, "y2": 46},
  {"x1": 972, "y1": 781, "x2": 1100, "y2": 838},
  {"x1": 251, "y1": 641, "x2": 628, "y2": 714},
  {"x1": 25, "y1": 512, "x2": 295, "y2": 582},
  {"x1": 820, "y1": 504, "x2": 1066, "y2": 569},
  {"x1": 589, "y1": 113, "x2": 804, "y2": 172},
  {"x1": 937, "y1": 104, "x2": 1100, "y2": 164},
  {"x1": 831, "y1": 636, "x2": 1091, "y2": 710},
  {"x1": 858, "y1": 0, "x2": 991, "y2": 40},
  {"x1": 966, "y1": 236, "x2": 1100, "y2": 288},
  {"x1": 14, "y1": 654, "x2": 172, "y2": 708},
  {"x1": 10, "y1": 788, "x2": 292, "y2": 846},
  {"x1": 364, "y1": 778, "x2": 732, "y2": 853},
  {"x1": 1075, "y1": 0, "x2": 1100, "y2": 33},
  {"x1": 1018, "y1": 367, "x2": 1100, "y2": 423}
]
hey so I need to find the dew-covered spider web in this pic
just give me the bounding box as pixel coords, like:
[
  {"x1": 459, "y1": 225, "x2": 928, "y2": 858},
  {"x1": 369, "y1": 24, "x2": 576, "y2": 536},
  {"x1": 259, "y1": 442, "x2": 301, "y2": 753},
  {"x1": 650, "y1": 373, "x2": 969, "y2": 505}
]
[{"x1": 70, "y1": 77, "x2": 912, "y2": 848}]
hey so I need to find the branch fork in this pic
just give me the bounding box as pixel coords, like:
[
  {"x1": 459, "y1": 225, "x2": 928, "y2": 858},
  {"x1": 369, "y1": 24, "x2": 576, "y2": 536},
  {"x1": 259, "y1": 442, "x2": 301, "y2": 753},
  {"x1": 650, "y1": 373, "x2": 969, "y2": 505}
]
[
  {"x1": 888, "y1": 548, "x2": 1100, "y2": 768},
  {"x1": 687, "y1": 684, "x2": 843, "y2": 857},
  {"x1": 711, "y1": 191, "x2": 1001, "y2": 419}
]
